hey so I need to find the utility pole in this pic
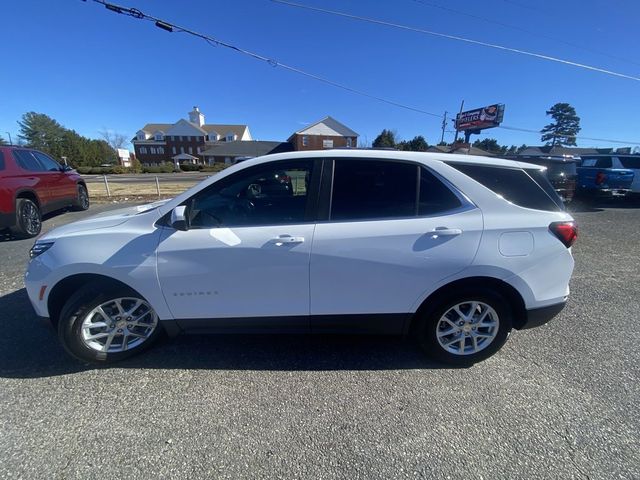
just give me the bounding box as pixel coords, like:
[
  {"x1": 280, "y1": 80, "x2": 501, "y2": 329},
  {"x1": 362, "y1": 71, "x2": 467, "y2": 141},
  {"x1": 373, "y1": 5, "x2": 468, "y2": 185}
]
[
  {"x1": 440, "y1": 112, "x2": 448, "y2": 144},
  {"x1": 453, "y1": 100, "x2": 464, "y2": 144}
]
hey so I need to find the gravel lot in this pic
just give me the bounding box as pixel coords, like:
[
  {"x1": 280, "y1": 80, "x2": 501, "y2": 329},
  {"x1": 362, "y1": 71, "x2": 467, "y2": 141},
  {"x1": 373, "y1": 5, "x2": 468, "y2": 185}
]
[{"x1": 0, "y1": 201, "x2": 638, "y2": 479}]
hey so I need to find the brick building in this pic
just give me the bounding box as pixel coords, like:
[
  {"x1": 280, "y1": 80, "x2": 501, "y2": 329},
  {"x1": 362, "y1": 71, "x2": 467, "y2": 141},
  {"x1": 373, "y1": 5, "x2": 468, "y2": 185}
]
[
  {"x1": 288, "y1": 116, "x2": 358, "y2": 151},
  {"x1": 132, "y1": 107, "x2": 252, "y2": 166}
]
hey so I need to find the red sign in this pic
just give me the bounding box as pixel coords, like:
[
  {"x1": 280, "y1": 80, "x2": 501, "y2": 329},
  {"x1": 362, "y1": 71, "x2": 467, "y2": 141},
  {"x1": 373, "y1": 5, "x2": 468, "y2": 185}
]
[{"x1": 456, "y1": 104, "x2": 505, "y2": 131}]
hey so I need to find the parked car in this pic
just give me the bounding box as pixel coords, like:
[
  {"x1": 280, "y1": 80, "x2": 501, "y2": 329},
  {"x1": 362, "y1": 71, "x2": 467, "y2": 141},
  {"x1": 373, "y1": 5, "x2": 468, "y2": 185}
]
[
  {"x1": 26, "y1": 151, "x2": 576, "y2": 365},
  {"x1": 581, "y1": 154, "x2": 640, "y2": 196},
  {"x1": 505, "y1": 155, "x2": 577, "y2": 203},
  {"x1": 576, "y1": 155, "x2": 634, "y2": 198},
  {"x1": 0, "y1": 146, "x2": 89, "y2": 238}
]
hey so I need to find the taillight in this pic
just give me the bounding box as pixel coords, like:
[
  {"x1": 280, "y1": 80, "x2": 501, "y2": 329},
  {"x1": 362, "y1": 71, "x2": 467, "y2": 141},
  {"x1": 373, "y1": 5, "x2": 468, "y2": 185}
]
[
  {"x1": 549, "y1": 221, "x2": 578, "y2": 248},
  {"x1": 595, "y1": 172, "x2": 607, "y2": 185}
]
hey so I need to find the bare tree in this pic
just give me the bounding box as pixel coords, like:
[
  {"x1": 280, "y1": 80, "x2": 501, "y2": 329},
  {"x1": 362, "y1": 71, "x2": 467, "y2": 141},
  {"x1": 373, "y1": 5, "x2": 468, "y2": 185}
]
[{"x1": 99, "y1": 129, "x2": 129, "y2": 150}]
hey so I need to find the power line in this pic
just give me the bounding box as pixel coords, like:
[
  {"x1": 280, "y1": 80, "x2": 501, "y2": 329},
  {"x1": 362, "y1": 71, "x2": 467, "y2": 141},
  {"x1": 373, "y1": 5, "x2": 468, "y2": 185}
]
[
  {"x1": 85, "y1": 1, "x2": 640, "y2": 146},
  {"x1": 409, "y1": 0, "x2": 640, "y2": 67},
  {"x1": 272, "y1": 0, "x2": 640, "y2": 83},
  {"x1": 87, "y1": 0, "x2": 443, "y2": 118},
  {"x1": 497, "y1": 125, "x2": 640, "y2": 146}
]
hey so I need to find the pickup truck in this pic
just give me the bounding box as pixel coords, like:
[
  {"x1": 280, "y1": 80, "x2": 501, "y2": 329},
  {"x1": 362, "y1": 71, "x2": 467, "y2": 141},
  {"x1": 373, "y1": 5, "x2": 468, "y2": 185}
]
[{"x1": 576, "y1": 156, "x2": 634, "y2": 198}]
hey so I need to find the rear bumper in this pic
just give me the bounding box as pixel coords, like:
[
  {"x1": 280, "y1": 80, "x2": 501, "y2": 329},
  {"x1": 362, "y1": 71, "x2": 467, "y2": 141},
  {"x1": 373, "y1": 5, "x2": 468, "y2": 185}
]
[
  {"x1": 519, "y1": 301, "x2": 566, "y2": 330},
  {"x1": 578, "y1": 187, "x2": 631, "y2": 198},
  {"x1": 0, "y1": 212, "x2": 15, "y2": 229}
]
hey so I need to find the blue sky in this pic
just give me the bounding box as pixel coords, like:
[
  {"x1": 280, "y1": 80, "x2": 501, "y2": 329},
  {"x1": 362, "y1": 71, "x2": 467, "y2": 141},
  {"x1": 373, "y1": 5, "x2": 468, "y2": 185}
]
[{"x1": 1, "y1": 0, "x2": 639, "y2": 149}]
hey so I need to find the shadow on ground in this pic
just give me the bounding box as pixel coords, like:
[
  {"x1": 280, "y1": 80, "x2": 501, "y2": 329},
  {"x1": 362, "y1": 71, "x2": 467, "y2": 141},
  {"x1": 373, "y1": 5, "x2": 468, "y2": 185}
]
[
  {"x1": 0, "y1": 209, "x2": 71, "y2": 243},
  {"x1": 0, "y1": 289, "x2": 446, "y2": 379}
]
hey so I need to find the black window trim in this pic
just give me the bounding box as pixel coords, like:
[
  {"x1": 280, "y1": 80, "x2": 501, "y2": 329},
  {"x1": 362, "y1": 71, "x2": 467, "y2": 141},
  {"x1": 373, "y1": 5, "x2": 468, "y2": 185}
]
[{"x1": 320, "y1": 157, "x2": 475, "y2": 224}]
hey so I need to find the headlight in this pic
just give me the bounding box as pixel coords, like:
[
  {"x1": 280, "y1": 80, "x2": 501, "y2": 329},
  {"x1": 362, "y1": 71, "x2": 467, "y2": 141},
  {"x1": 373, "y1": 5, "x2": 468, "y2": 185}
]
[{"x1": 30, "y1": 241, "x2": 55, "y2": 259}]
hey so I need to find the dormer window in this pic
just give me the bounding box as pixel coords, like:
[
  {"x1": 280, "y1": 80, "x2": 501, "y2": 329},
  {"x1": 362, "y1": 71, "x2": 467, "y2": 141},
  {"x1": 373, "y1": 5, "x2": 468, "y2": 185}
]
[
  {"x1": 154, "y1": 132, "x2": 164, "y2": 141},
  {"x1": 225, "y1": 133, "x2": 236, "y2": 142},
  {"x1": 137, "y1": 131, "x2": 146, "y2": 141}
]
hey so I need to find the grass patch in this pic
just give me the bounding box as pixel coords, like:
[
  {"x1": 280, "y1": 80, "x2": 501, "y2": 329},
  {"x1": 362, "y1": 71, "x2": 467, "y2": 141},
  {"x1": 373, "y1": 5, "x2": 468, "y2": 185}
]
[{"x1": 87, "y1": 181, "x2": 198, "y2": 203}]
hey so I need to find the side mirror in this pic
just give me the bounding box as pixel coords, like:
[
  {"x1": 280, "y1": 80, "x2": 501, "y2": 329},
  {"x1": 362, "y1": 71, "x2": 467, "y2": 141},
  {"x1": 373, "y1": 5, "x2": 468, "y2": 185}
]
[{"x1": 170, "y1": 205, "x2": 189, "y2": 231}]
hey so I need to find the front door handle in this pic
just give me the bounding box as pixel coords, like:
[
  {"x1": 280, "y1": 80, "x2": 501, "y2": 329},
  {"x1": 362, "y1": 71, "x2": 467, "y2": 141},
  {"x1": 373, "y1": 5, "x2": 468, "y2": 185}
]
[
  {"x1": 270, "y1": 235, "x2": 305, "y2": 246},
  {"x1": 429, "y1": 227, "x2": 462, "y2": 238}
]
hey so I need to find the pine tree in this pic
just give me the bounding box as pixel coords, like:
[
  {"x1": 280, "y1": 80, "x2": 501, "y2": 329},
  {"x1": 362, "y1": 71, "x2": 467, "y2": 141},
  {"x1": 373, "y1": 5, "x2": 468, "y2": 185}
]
[{"x1": 540, "y1": 103, "x2": 581, "y2": 146}]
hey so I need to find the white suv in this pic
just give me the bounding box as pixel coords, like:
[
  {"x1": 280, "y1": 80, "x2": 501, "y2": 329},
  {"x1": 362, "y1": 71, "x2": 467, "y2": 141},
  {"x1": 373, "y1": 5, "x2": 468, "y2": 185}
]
[{"x1": 25, "y1": 151, "x2": 577, "y2": 365}]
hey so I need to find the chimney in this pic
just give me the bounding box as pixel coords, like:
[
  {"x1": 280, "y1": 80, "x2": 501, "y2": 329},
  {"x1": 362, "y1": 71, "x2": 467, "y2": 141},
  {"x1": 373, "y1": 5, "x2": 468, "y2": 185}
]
[{"x1": 188, "y1": 106, "x2": 205, "y2": 127}]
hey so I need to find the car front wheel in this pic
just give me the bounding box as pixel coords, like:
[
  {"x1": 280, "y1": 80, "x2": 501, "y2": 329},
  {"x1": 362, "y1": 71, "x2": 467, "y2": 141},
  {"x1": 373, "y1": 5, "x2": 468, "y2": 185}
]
[
  {"x1": 416, "y1": 290, "x2": 512, "y2": 366},
  {"x1": 58, "y1": 283, "x2": 161, "y2": 363}
]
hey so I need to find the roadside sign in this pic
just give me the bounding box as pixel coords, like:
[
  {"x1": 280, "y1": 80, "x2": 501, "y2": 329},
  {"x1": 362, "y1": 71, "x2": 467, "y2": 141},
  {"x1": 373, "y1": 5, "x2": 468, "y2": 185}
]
[{"x1": 455, "y1": 104, "x2": 505, "y2": 131}]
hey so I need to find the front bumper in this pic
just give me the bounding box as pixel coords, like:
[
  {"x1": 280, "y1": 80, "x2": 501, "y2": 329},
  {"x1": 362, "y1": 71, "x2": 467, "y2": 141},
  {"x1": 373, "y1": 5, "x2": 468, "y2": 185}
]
[{"x1": 519, "y1": 301, "x2": 566, "y2": 330}]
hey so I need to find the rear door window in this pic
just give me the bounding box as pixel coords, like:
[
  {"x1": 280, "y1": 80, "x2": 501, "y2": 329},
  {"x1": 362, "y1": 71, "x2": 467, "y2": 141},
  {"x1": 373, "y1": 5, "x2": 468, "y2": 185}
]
[
  {"x1": 448, "y1": 163, "x2": 563, "y2": 211},
  {"x1": 13, "y1": 150, "x2": 45, "y2": 172},
  {"x1": 331, "y1": 159, "x2": 417, "y2": 220},
  {"x1": 0, "y1": 151, "x2": 4, "y2": 171},
  {"x1": 419, "y1": 167, "x2": 462, "y2": 215},
  {"x1": 330, "y1": 159, "x2": 463, "y2": 221}
]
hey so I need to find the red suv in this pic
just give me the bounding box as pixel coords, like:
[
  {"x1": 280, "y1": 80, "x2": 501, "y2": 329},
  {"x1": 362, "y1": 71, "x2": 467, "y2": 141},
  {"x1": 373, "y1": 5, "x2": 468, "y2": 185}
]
[{"x1": 0, "y1": 146, "x2": 89, "y2": 238}]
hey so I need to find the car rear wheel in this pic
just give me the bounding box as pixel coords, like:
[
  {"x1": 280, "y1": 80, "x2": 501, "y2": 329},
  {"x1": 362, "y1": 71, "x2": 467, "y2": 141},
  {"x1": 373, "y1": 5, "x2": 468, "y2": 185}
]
[
  {"x1": 72, "y1": 184, "x2": 90, "y2": 211},
  {"x1": 416, "y1": 289, "x2": 512, "y2": 366},
  {"x1": 11, "y1": 198, "x2": 42, "y2": 238},
  {"x1": 58, "y1": 283, "x2": 161, "y2": 363}
]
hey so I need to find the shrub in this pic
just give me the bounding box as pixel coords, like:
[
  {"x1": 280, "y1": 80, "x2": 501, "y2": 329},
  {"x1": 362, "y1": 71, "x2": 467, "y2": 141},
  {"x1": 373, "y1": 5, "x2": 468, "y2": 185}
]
[
  {"x1": 200, "y1": 163, "x2": 229, "y2": 173},
  {"x1": 178, "y1": 163, "x2": 201, "y2": 172},
  {"x1": 142, "y1": 163, "x2": 175, "y2": 174}
]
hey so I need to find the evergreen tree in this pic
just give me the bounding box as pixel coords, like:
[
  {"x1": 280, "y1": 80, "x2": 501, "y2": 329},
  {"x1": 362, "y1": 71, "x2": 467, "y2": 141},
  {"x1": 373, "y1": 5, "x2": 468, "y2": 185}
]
[
  {"x1": 17, "y1": 112, "x2": 117, "y2": 166},
  {"x1": 540, "y1": 103, "x2": 581, "y2": 146},
  {"x1": 18, "y1": 112, "x2": 66, "y2": 157},
  {"x1": 372, "y1": 129, "x2": 397, "y2": 148},
  {"x1": 472, "y1": 138, "x2": 507, "y2": 154},
  {"x1": 399, "y1": 135, "x2": 428, "y2": 152}
]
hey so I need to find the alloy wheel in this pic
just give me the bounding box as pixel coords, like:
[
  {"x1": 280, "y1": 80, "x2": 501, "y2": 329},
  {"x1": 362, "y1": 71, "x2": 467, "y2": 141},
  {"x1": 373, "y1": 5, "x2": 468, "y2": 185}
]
[
  {"x1": 436, "y1": 301, "x2": 499, "y2": 355},
  {"x1": 80, "y1": 297, "x2": 158, "y2": 353},
  {"x1": 22, "y1": 202, "x2": 41, "y2": 235}
]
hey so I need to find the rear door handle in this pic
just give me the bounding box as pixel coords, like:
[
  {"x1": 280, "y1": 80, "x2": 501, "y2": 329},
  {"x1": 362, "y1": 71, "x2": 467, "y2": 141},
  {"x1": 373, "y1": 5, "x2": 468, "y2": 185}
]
[
  {"x1": 429, "y1": 227, "x2": 462, "y2": 237},
  {"x1": 270, "y1": 235, "x2": 305, "y2": 245}
]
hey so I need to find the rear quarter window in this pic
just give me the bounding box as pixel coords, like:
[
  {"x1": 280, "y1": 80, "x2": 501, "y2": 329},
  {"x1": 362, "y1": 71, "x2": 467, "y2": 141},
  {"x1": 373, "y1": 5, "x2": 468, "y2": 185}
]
[
  {"x1": 448, "y1": 163, "x2": 563, "y2": 212},
  {"x1": 618, "y1": 156, "x2": 640, "y2": 169},
  {"x1": 581, "y1": 157, "x2": 612, "y2": 168},
  {"x1": 0, "y1": 151, "x2": 4, "y2": 171}
]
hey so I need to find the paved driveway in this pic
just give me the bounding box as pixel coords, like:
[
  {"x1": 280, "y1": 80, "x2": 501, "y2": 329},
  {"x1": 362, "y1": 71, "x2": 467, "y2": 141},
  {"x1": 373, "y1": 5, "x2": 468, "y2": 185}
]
[{"x1": 0, "y1": 202, "x2": 638, "y2": 479}]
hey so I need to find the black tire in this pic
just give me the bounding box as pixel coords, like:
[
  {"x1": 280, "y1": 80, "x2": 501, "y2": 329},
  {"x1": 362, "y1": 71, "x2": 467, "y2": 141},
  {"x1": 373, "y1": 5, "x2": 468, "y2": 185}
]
[
  {"x1": 72, "y1": 184, "x2": 90, "y2": 211},
  {"x1": 58, "y1": 283, "x2": 161, "y2": 363},
  {"x1": 10, "y1": 198, "x2": 42, "y2": 238},
  {"x1": 415, "y1": 288, "x2": 512, "y2": 366}
]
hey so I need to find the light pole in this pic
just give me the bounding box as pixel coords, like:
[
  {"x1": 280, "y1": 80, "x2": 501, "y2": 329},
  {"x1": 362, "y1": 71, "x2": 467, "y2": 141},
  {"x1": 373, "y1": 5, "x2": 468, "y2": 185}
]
[{"x1": 5, "y1": 132, "x2": 12, "y2": 145}]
